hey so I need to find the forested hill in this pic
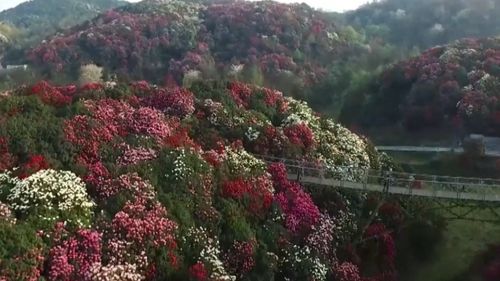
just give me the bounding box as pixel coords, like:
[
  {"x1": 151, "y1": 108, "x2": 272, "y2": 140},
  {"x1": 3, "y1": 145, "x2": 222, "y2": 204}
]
[
  {"x1": 351, "y1": 37, "x2": 500, "y2": 135},
  {"x1": 27, "y1": 0, "x2": 348, "y2": 93},
  {"x1": 345, "y1": 0, "x2": 500, "y2": 49},
  {"x1": 0, "y1": 0, "x2": 126, "y2": 43}
]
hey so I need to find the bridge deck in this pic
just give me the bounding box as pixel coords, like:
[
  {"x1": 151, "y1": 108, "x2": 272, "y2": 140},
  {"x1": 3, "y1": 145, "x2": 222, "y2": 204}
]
[
  {"x1": 375, "y1": 146, "x2": 463, "y2": 153},
  {"x1": 376, "y1": 145, "x2": 500, "y2": 157},
  {"x1": 255, "y1": 154, "x2": 500, "y2": 203},
  {"x1": 294, "y1": 175, "x2": 500, "y2": 202}
]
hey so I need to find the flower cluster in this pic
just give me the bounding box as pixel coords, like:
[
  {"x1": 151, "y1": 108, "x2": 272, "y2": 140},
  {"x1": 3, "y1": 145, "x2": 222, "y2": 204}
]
[
  {"x1": 96, "y1": 173, "x2": 156, "y2": 199},
  {"x1": 224, "y1": 146, "x2": 266, "y2": 176},
  {"x1": 224, "y1": 240, "x2": 256, "y2": 277},
  {"x1": 167, "y1": 148, "x2": 199, "y2": 182},
  {"x1": 117, "y1": 146, "x2": 157, "y2": 167},
  {"x1": 221, "y1": 173, "x2": 273, "y2": 216},
  {"x1": 229, "y1": 82, "x2": 253, "y2": 109},
  {"x1": 0, "y1": 202, "x2": 15, "y2": 224},
  {"x1": 306, "y1": 213, "x2": 336, "y2": 258},
  {"x1": 333, "y1": 262, "x2": 361, "y2": 281},
  {"x1": 281, "y1": 245, "x2": 328, "y2": 281},
  {"x1": 30, "y1": 1, "x2": 201, "y2": 79},
  {"x1": 17, "y1": 154, "x2": 50, "y2": 179},
  {"x1": 111, "y1": 196, "x2": 177, "y2": 249},
  {"x1": 221, "y1": 179, "x2": 249, "y2": 199},
  {"x1": 201, "y1": 99, "x2": 226, "y2": 126},
  {"x1": 64, "y1": 96, "x2": 178, "y2": 188},
  {"x1": 270, "y1": 163, "x2": 320, "y2": 235},
  {"x1": 103, "y1": 239, "x2": 149, "y2": 274},
  {"x1": 316, "y1": 120, "x2": 371, "y2": 181},
  {"x1": 282, "y1": 98, "x2": 320, "y2": 131},
  {"x1": 29, "y1": 81, "x2": 74, "y2": 107},
  {"x1": 200, "y1": 240, "x2": 236, "y2": 281},
  {"x1": 284, "y1": 122, "x2": 315, "y2": 150},
  {"x1": 140, "y1": 87, "x2": 195, "y2": 118},
  {"x1": 363, "y1": 223, "x2": 396, "y2": 272},
  {"x1": 244, "y1": 127, "x2": 260, "y2": 142},
  {"x1": 184, "y1": 227, "x2": 236, "y2": 281},
  {"x1": 0, "y1": 137, "x2": 15, "y2": 171},
  {"x1": 89, "y1": 263, "x2": 144, "y2": 281},
  {"x1": 274, "y1": 185, "x2": 321, "y2": 236},
  {"x1": 188, "y1": 262, "x2": 208, "y2": 281},
  {"x1": 48, "y1": 228, "x2": 102, "y2": 281},
  {"x1": 7, "y1": 169, "x2": 94, "y2": 227}
]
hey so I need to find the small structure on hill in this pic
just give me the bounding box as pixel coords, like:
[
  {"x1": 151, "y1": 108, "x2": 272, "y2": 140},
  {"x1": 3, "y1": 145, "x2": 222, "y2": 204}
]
[{"x1": 6, "y1": 64, "x2": 28, "y2": 71}]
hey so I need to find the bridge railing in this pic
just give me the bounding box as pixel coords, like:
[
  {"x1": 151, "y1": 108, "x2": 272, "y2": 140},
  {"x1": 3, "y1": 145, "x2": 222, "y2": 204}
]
[{"x1": 255, "y1": 154, "x2": 500, "y2": 201}]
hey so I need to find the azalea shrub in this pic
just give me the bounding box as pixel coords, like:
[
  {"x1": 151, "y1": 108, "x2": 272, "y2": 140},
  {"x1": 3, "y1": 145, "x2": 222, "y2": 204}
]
[
  {"x1": 0, "y1": 79, "x2": 430, "y2": 280},
  {"x1": 5, "y1": 169, "x2": 95, "y2": 229}
]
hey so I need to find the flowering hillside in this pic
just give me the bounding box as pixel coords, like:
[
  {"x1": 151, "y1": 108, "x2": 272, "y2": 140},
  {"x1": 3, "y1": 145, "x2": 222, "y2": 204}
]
[
  {"x1": 360, "y1": 37, "x2": 500, "y2": 134},
  {"x1": 0, "y1": 78, "x2": 423, "y2": 281},
  {"x1": 28, "y1": 0, "x2": 343, "y2": 88}
]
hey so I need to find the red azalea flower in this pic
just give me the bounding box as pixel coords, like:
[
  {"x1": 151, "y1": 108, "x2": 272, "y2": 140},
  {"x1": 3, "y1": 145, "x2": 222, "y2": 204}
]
[{"x1": 189, "y1": 262, "x2": 208, "y2": 281}]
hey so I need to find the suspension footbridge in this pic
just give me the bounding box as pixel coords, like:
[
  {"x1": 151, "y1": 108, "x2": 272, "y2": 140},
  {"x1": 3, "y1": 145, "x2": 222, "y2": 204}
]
[{"x1": 257, "y1": 155, "x2": 500, "y2": 203}]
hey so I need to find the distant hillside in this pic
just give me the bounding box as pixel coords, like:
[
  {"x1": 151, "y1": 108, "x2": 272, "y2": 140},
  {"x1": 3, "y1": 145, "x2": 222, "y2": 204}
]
[
  {"x1": 0, "y1": 0, "x2": 126, "y2": 43},
  {"x1": 355, "y1": 37, "x2": 500, "y2": 135},
  {"x1": 26, "y1": 0, "x2": 349, "y2": 95},
  {"x1": 346, "y1": 0, "x2": 500, "y2": 49}
]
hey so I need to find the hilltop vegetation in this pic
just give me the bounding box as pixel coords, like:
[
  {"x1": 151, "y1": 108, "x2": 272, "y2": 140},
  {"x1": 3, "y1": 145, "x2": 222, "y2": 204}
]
[
  {"x1": 347, "y1": 37, "x2": 500, "y2": 136},
  {"x1": 25, "y1": 0, "x2": 349, "y2": 96},
  {"x1": 346, "y1": 0, "x2": 500, "y2": 50},
  {"x1": 0, "y1": 0, "x2": 126, "y2": 45}
]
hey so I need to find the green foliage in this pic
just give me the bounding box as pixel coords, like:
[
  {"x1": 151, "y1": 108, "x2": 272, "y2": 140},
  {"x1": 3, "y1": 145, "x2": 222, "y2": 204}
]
[
  {"x1": 241, "y1": 64, "x2": 265, "y2": 86},
  {"x1": 0, "y1": 221, "x2": 44, "y2": 279},
  {"x1": 246, "y1": 244, "x2": 278, "y2": 281},
  {"x1": 218, "y1": 199, "x2": 255, "y2": 243},
  {"x1": 340, "y1": 25, "x2": 365, "y2": 44},
  {"x1": 0, "y1": 222, "x2": 40, "y2": 259},
  {"x1": 0, "y1": 95, "x2": 72, "y2": 167},
  {"x1": 159, "y1": 192, "x2": 195, "y2": 228},
  {"x1": 189, "y1": 80, "x2": 238, "y2": 110}
]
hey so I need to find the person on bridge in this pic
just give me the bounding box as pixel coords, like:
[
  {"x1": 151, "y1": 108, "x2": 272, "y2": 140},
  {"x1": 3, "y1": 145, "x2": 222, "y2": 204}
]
[
  {"x1": 408, "y1": 174, "x2": 415, "y2": 191},
  {"x1": 383, "y1": 168, "x2": 392, "y2": 193}
]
